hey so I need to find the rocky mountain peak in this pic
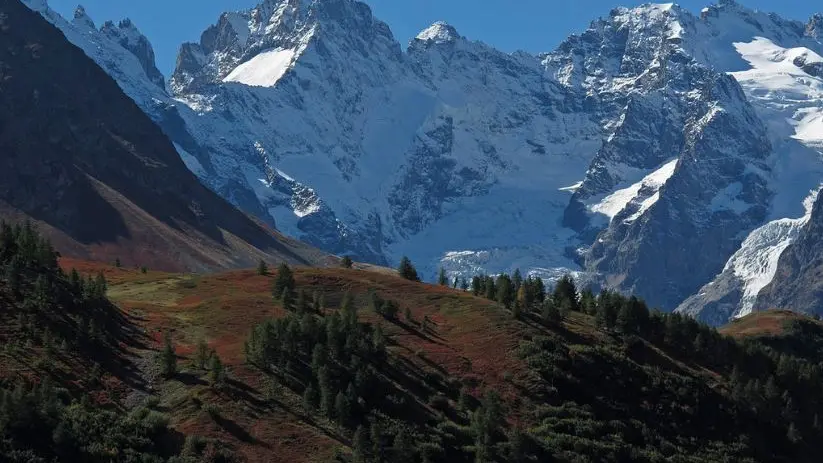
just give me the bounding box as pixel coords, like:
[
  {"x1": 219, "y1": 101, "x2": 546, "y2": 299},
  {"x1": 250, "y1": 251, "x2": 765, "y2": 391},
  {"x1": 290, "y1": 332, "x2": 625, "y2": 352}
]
[
  {"x1": 807, "y1": 13, "x2": 823, "y2": 38},
  {"x1": 100, "y1": 17, "x2": 166, "y2": 90},
  {"x1": 170, "y1": 0, "x2": 399, "y2": 93},
  {"x1": 414, "y1": 22, "x2": 460, "y2": 45},
  {"x1": 72, "y1": 4, "x2": 94, "y2": 29}
]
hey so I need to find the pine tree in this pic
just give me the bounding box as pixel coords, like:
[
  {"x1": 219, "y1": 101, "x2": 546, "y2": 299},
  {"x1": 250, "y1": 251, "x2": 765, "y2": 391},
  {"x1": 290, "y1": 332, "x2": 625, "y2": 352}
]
[
  {"x1": 553, "y1": 275, "x2": 579, "y2": 312},
  {"x1": 272, "y1": 263, "x2": 295, "y2": 299},
  {"x1": 372, "y1": 324, "x2": 386, "y2": 353},
  {"x1": 508, "y1": 427, "x2": 527, "y2": 463},
  {"x1": 257, "y1": 260, "x2": 269, "y2": 275},
  {"x1": 303, "y1": 383, "x2": 319, "y2": 413},
  {"x1": 787, "y1": 422, "x2": 801, "y2": 443},
  {"x1": 341, "y1": 291, "x2": 357, "y2": 328},
  {"x1": 461, "y1": 278, "x2": 469, "y2": 291},
  {"x1": 158, "y1": 331, "x2": 177, "y2": 378},
  {"x1": 471, "y1": 276, "x2": 483, "y2": 296},
  {"x1": 580, "y1": 288, "x2": 597, "y2": 315},
  {"x1": 209, "y1": 353, "x2": 226, "y2": 387},
  {"x1": 496, "y1": 274, "x2": 515, "y2": 309},
  {"x1": 397, "y1": 257, "x2": 420, "y2": 282},
  {"x1": 353, "y1": 425, "x2": 370, "y2": 463},
  {"x1": 458, "y1": 388, "x2": 472, "y2": 411},
  {"x1": 312, "y1": 291, "x2": 322, "y2": 312},
  {"x1": 453, "y1": 276, "x2": 460, "y2": 289},
  {"x1": 320, "y1": 370, "x2": 334, "y2": 418},
  {"x1": 484, "y1": 277, "x2": 496, "y2": 301},
  {"x1": 281, "y1": 287, "x2": 294, "y2": 311},
  {"x1": 341, "y1": 256, "x2": 354, "y2": 268},
  {"x1": 542, "y1": 299, "x2": 562, "y2": 325},
  {"x1": 193, "y1": 338, "x2": 211, "y2": 370},
  {"x1": 370, "y1": 421, "x2": 385, "y2": 462},
  {"x1": 335, "y1": 391, "x2": 350, "y2": 426},
  {"x1": 296, "y1": 289, "x2": 309, "y2": 314},
  {"x1": 438, "y1": 268, "x2": 448, "y2": 286},
  {"x1": 393, "y1": 428, "x2": 414, "y2": 463},
  {"x1": 114, "y1": 257, "x2": 122, "y2": 268},
  {"x1": 512, "y1": 269, "x2": 523, "y2": 294}
]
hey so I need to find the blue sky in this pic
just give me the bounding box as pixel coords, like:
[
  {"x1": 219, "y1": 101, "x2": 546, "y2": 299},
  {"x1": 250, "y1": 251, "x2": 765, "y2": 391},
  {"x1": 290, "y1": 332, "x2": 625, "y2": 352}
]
[{"x1": 48, "y1": 0, "x2": 820, "y2": 76}]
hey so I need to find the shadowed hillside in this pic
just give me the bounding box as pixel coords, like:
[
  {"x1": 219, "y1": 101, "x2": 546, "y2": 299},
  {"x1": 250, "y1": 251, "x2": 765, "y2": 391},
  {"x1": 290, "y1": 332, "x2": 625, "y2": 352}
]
[{"x1": 0, "y1": 0, "x2": 328, "y2": 272}]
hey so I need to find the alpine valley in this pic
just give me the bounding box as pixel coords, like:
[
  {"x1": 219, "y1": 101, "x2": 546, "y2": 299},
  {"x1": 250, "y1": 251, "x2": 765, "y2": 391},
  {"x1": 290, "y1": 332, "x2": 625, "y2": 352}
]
[{"x1": 22, "y1": 0, "x2": 823, "y2": 325}]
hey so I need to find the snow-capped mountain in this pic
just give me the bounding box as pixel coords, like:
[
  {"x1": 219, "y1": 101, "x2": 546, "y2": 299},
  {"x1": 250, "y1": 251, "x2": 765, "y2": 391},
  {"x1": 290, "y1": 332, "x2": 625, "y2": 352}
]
[{"x1": 22, "y1": 0, "x2": 823, "y2": 322}]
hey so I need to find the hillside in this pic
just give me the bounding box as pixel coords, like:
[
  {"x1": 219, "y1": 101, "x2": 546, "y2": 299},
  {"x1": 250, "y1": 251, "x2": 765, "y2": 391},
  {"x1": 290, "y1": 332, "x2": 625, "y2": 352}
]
[
  {"x1": 0, "y1": 227, "x2": 814, "y2": 461},
  {"x1": 0, "y1": 0, "x2": 328, "y2": 272}
]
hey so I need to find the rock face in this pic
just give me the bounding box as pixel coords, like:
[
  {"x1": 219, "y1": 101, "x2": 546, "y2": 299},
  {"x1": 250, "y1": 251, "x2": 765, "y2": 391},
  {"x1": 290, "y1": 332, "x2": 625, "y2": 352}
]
[
  {"x1": 755, "y1": 196, "x2": 823, "y2": 317},
  {"x1": 1, "y1": 0, "x2": 327, "y2": 272},
  {"x1": 21, "y1": 0, "x2": 823, "y2": 323}
]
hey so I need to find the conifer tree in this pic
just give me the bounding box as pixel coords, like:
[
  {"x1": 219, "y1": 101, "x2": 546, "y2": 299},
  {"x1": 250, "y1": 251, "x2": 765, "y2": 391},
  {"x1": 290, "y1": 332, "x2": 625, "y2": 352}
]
[
  {"x1": 353, "y1": 425, "x2": 370, "y2": 463},
  {"x1": 397, "y1": 257, "x2": 420, "y2": 282},
  {"x1": 370, "y1": 421, "x2": 385, "y2": 462},
  {"x1": 341, "y1": 255, "x2": 354, "y2": 269},
  {"x1": 296, "y1": 289, "x2": 309, "y2": 314},
  {"x1": 787, "y1": 422, "x2": 801, "y2": 443},
  {"x1": 461, "y1": 278, "x2": 469, "y2": 291},
  {"x1": 335, "y1": 391, "x2": 350, "y2": 426},
  {"x1": 341, "y1": 291, "x2": 357, "y2": 328},
  {"x1": 158, "y1": 331, "x2": 177, "y2": 378},
  {"x1": 484, "y1": 277, "x2": 496, "y2": 301},
  {"x1": 393, "y1": 428, "x2": 413, "y2": 463},
  {"x1": 281, "y1": 287, "x2": 295, "y2": 311},
  {"x1": 303, "y1": 383, "x2": 319, "y2": 413},
  {"x1": 193, "y1": 338, "x2": 210, "y2": 370},
  {"x1": 272, "y1": 263, "x2": 295, "y2": 299},
  {"x1": 312, "y1": 291, "x2": 322, "y2": 312},
  {"x1": 542, "y1": 299, "x2": 562, "y2": 325},
  {"x1": 438, "y1": 268, "x2": 448, "y2": 286},
  {"x1": 209, "y1": 353, "x2": 226, "y2": 387},
  {"x1": 496, "y1": 274, "x2": 515, "y2": 309},
  {"x1": 553, "y1": 275, "x2": 579, "y2": 312},
  {"x1": 512, "y1": 269, "x2": 523, "y2": 294},
  {"x1": 453, "y1": 276, "x2": 460, "y2": 289},
  {"x1": 257, "y1": 260, "x2": 269, "y2": 275},
  {"x1": 471, "y1": 276, "x2": 483, "y2": 296},
  {"x1": 320, "y1": 369, "x2": 334, "y2": 418}
]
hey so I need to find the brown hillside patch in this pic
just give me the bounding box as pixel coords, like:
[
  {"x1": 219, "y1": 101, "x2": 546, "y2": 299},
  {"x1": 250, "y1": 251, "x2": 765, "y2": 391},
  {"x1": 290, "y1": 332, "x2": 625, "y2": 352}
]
[
  {"x1": 60, "y1": 261, "x2": 538, "y2": 461},
  {"x1": 720, "y1": 309, "x2": 822, "y2": 338}
]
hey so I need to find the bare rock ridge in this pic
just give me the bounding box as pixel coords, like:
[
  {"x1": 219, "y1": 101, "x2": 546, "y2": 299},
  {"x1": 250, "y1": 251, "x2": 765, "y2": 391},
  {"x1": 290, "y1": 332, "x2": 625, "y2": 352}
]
[{"x1": 0, "y1": 0, "x2": 328, "y2": 272}]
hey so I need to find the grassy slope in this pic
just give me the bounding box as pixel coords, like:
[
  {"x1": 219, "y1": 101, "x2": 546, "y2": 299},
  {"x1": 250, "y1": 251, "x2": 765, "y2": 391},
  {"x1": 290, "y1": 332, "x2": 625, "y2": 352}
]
[
  {"x1": 52, "y1": 259, "x2": 823, "y2": 462},
  {"x1": 720, "y1": 310, "x2": 823, "y2": 339},
  {"x1": 65, "y1": 259, "x2": 534, "y2": 462}
]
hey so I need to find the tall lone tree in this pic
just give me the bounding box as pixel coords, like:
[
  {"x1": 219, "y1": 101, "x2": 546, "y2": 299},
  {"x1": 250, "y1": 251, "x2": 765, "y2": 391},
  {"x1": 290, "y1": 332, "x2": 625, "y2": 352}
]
[
  {"x1": 398, "y1": 257, "x2": 420, "y2": 282},
  {"x1": 257, "y1": 260, "x2": 269, "y2": 276},
  {"x1": 209, "y1": 352, "x2": 226, "y2": 387},
  {"x1": 159, "y1": 331, "x2": 177, "y2": 378},
  {"x1": 273, "y1": 263, "x2": 296, "y2": 299},
  {"x1": 340, "y1": 255, "x2": 354, "y2": 268},
  {"x1": 438, "y1": 268, "x2": 448, "y2": 286}
]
